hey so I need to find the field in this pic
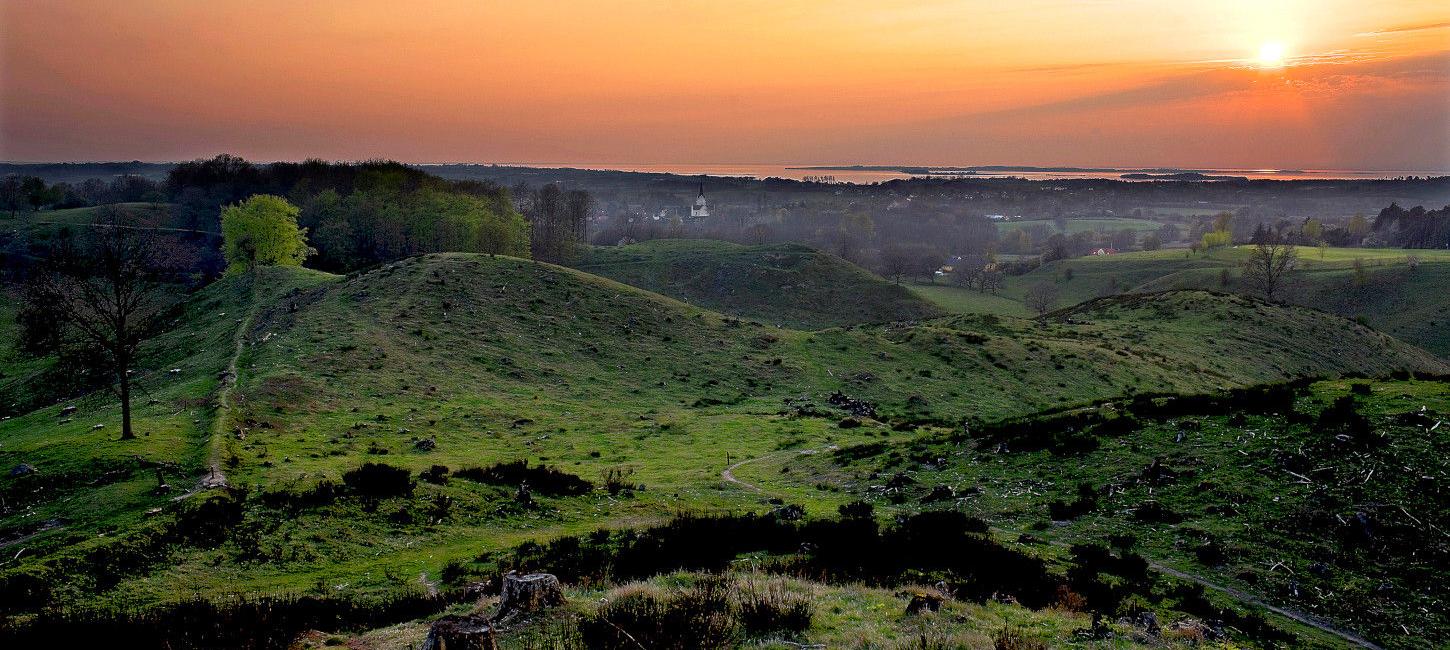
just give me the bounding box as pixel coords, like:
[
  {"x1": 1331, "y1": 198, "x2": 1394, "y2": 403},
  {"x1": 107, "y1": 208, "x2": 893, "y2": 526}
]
[
  {"x1": 574, "y1": 239, "x2": 944, "y2": 328},
  {"x1": 1, "y1": 251, "x2": 1445, "y2": 647},
  {"x1": 995, "y1": 217, "x2": 1165, "y2": 235},
  {"x1": 918, "y1": 246, "x2": 1450, "y2": 356}
]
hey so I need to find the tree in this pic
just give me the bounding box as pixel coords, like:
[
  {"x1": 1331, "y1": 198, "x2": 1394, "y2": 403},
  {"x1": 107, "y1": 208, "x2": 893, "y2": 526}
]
[
  {"x1": 979, "y1": 266, "x2": 1004, "y2": 294},
  {"x1": 1346, "y1": 213, "x2": 1370, "y2": 243},
  {"x1": 913, "y1": 247, "x2": 947, "y2": 283},
  {"x1": 1110, "y1": 228, "x2": 1137, "y2": 251},
  {"x1": 1, "y1": 175, "x2": 31, "y2": 217},
  {"x1": 952, "y1": 254, "x2": 987, "y2": 289},
  {"x1": 24, "y1": 207, "x2": 179, "y2": 440},
  {"x1": 1200, "y1": 229, "x2": 1231, "y2": 251},
  {"x1": 1301, "y1": 218, "x2": 1323, "y2": 244},
  {"x1": 1240, "y1": 238, "x2": 1298, "y2": 301},
  {"x1": 1024, "y1": 282, "x2": 1059, "y2": 315},
  {"x1": 877, "y1": 244, "x2": 913, "y2": 283},
  {"x1": 220, "y1": 195, "x2": 312, "y2": 274},
  {"x1": 1140, "y1": 232, "x2": 1162, "y2": 251}
]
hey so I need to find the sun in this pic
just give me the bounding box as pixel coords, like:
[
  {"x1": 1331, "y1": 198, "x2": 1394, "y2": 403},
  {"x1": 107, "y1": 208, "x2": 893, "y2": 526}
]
[{"x1": 1256, "y1": 41, "x2": 1287, "y2": 68}]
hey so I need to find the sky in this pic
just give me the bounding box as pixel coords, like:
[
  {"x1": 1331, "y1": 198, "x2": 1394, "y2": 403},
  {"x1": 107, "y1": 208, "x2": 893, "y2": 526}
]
[{"x1": 2, "y1": 0, "x2": 1449, "y2": 170}]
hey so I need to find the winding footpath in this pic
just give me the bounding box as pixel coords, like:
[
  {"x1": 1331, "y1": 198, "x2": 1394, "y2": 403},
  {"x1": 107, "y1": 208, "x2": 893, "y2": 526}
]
[
  {"x1": 182, "y1": 281, "x2": 262, "y2": 497},
  {"x1": 721, "y1": 448, "x2": 1384, "y2": 649}
]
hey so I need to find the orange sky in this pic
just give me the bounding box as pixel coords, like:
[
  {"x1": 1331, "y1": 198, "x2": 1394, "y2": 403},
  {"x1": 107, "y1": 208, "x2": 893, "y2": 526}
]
[{"x1": 2, "y1": 0, "x2": 1448, "y2": 169}]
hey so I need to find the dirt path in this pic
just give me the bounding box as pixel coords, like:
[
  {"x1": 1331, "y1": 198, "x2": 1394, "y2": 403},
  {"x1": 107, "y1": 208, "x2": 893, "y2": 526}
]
[
  {"x1": 189, "y1": 281, "x2": 263, "y2": 494},
  {"x1": 722, "y1": 445, "x2": 836, "y2": 495},
  {"x1": 724, "y1": 447, "x2": 1383, "y2": 649}
]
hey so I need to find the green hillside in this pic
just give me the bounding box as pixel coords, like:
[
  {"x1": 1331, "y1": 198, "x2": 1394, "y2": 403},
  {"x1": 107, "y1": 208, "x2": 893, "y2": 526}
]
[
  {"x1": 919, "y1": 246, "x2": 1450, "y2": 356},
  {"x1": 765, "y1": 377, "x2": 1450, "y2": 648},
  {"x1": 574, "y1": 239, "x2": 944, "y2": 328},
  {"x1": 1, "y1": 253, "x2": 1444, "y2": 646}
]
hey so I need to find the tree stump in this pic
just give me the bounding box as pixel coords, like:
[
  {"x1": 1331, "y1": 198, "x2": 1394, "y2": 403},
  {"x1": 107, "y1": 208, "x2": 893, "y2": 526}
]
[
  {"x1": 902, "y1": 587, "x2": 946, "y2": 615},
  {"x1": 495, "y1": 572, "x2": 565, "y2": 620},
  {"x1": 420, "y1": 614, "x2": 497, "y2": 650}
]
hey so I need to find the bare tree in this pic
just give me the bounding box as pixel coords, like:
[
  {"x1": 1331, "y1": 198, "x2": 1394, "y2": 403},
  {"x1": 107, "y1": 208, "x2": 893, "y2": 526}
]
[
  {"x1": 877, "y1": 244, "x2": 913, "y2": 284},
  {"x1": 1240, "y1": 239, "x2": 1298, "y2": 301},
  {"x1": 27, "y1": 208, "x2": 177, "y2": 439},
  {"x1": 952, "y1": 254, "x2": 986, "y2": 289},
  {"x1": 978, "y1": 266, "x2": 1004, "y2": 294},
  {"x1": 1024, "y1": 282, "x2": 1060, "y2": 315}
]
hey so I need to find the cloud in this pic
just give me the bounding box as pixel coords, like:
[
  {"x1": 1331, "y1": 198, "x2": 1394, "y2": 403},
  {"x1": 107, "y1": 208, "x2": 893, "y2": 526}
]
[{"x1": 1356, "y1": 21, "x2": 1450, "y2": 37}]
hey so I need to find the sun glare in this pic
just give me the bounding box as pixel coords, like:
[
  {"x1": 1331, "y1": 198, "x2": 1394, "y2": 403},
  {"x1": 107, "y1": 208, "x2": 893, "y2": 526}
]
[{"x1": 1256, "y1": 41, "x2": 1287, "y2": 68}]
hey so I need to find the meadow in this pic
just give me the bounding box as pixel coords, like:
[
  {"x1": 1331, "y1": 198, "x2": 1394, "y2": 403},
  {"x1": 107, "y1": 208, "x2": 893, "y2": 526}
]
[
  {"x1": 1, "y1": 249, "x2": 1444, "y2": 648},
  {"x1": 915, "y1": 246, "x2": 1450, "y2": 356}
]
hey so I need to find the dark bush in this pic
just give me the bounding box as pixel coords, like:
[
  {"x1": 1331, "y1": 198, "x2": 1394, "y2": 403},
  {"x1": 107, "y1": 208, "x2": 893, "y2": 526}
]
[
  {"x1": 1316, "y1": 395, "x2": 1377, "y2": 447},
  {"x1": 342, "y1": 463, "x2": 414, "y2": 498},
  {"x1": 737, "y1": 581, "x2": 813, "y2": 636},
  {"x1": 453, "y1": 461, "x2": 591, "y2": 496},
  {"x1": 419, "y1": 465, "x2": 450, "y2": 485},
  {"x1": 579, "y1": 578, "x2": 737, "y2": 650},
  {"x1": 259, "y1": 480, "x2": 339, "y2": 511},
  {"x1": 1132, "y1": 501, "x2": 1181, "y2": 523},
  {"x1": 175, "y1": 490, "x2": 245, "y2": 546},
  {"x1": 0, "y1": 590, "x2": 447, "y2": 649},
  {"x1": 1048, "y1": 483, "x2": 1098, "y2": 520}
]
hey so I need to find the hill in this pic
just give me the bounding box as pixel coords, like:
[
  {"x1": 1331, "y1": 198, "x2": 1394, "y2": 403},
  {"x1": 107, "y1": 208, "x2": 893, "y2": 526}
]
[
  {"x1": 573, "y1": 239, "x2": 944, "y2": 328},
  {"x1": 1, "y1": 254, "x2": 1444, "y2": 646},
  {"x1": 767, "y1": 376, "x2": 1450, "y2": 648},
  {"x1": 918, "y1": 246, "x2": 1450, "y2": 356}
]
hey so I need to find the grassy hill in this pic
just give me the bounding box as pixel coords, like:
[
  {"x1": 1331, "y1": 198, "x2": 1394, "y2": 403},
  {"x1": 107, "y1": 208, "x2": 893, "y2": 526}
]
[
  {"x1": 917, "y1": 246, "x2": 1450, "y2": 356},
  {"x1": 1, "y1": 253, "x2": 1444, "y2": 647},
  {"x1": 766, "y1": 377, "x2": 1450, "y2": 648},
  {"x1": 573, "y1": 239, "x2": 944, "y2": 328}
]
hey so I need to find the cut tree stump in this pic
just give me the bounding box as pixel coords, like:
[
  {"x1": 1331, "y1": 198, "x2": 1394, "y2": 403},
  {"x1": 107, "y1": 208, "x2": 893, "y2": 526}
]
[
  {"x1": 495, "y1": 571, "x2": 565, "y2": 621},
  {"x1": 420, "y1": 614, "x2": 497, "y2": 650}
]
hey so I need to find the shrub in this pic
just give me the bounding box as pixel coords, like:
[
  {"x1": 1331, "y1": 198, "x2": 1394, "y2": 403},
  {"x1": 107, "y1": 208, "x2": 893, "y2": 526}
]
[
  {"x1": 419, "y1": 465, "x2": 450, "y2": 485},
  {"x1": 342, "y1": 463, "x2": 413, "y2": 498},
  {"x1": 579, "y1": 579, "x2": 737, "y2": 650},
  {"x1": 454, "y1": 461, "x2": 591, "y2": 496},
  {"x1": 736, "y1": 578, "x2": 812, "y2": 636},
  {"x1": 601, "y1": 467, "x2": 635, "y2": 496},
  {"x1": 994, "y1": 627, "x2": 1047, "y2": 650}
]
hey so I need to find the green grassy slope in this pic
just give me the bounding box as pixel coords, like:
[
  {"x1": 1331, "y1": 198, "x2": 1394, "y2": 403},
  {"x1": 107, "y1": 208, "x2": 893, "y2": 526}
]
[
  {"x1": 0, "y1": 267, "x2": 333, "y2": 587},
  {"x1": 766, "y1": 378, "x2": 1450, "y2": 648},
  {"x1": 573, "y1": 239, "x2": 944, "y2": 328},
  {"x1": 919, "y1": 247, "x2": 1450, "y2": 356},
  {"x1": 1, "y1": 253, "x2": 1444, "y2": 637}
]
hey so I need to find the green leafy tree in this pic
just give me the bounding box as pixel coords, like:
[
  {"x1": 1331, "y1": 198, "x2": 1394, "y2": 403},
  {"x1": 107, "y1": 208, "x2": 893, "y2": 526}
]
[{"x1": 220, "y1": 195, "x2": 312, "y2": 274}]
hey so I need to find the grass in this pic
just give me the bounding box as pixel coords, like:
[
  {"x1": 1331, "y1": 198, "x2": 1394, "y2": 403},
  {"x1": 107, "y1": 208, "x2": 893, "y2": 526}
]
[
  {"x1": 1, "y1": 251, "x2": 1444, "y2": 647},
  {"x1": 916, "y1": 246, "x2": 1450, "y2": 356},
  {"x1": 766, "y1": 378, "x2": 1450, "y2": 649},
  {"x1": 995, "y1": 217, "x2": 1164, "y2": 235},
  {"x1": 573, "y1": 239, "x2": 944, "y2": 328}
]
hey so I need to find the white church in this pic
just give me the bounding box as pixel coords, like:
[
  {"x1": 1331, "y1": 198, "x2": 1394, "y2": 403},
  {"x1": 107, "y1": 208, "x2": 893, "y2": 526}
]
[{"x1": 688, "y1": 184, "x2": 709, "y2": 222}]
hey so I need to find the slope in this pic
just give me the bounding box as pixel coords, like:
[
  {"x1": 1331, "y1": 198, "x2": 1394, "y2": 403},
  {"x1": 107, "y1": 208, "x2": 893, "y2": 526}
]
[
  {"x1": 769, "y1": 377, "x2": 1450, "y2": 648},
  {"x1": 918, "y1": 247, "x2": 1450, "y2": 356},
  {"x1": 573, "y1": 239, "x2": 943, "y2": 328},
  {"x1": 0, "y1": 253, "x2": 1443, "y2": 627}
]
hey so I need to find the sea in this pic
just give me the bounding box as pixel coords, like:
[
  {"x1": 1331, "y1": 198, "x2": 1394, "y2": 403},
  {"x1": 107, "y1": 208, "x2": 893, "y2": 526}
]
[{"x1": 495, "y1": 163, "x2": 1445, "y2": 184}]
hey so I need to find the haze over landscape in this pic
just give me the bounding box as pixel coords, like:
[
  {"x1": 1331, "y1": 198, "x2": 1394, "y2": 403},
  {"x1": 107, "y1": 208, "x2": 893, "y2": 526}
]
[{"x1": 2, "y1": 2, "x2": 1450, "y2": 649}]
